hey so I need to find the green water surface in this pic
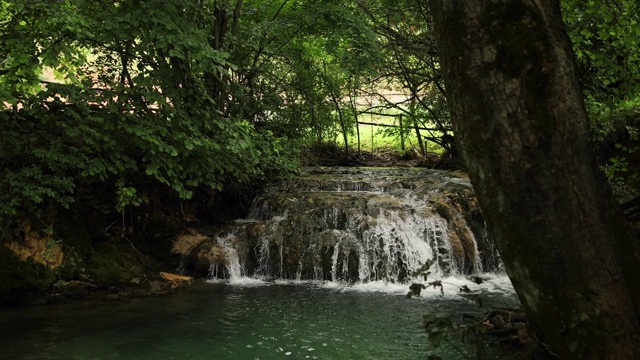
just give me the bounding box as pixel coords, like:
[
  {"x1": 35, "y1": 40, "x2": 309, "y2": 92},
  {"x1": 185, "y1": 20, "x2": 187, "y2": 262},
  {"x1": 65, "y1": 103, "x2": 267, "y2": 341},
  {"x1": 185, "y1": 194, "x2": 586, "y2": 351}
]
[{"x1": 0, "y1": 281, "x2": 516, "y2": 360}]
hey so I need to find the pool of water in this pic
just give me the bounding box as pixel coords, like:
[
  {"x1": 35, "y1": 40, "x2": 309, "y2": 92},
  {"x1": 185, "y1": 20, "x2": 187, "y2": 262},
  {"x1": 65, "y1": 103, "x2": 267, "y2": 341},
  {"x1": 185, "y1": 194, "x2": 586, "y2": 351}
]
[{"x1": 0, "y1": 275, "x2": 517, "y2": 360}]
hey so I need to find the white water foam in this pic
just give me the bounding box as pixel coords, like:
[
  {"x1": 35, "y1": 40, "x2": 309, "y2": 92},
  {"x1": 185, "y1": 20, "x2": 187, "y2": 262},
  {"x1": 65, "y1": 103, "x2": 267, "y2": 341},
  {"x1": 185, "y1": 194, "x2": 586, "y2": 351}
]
[
  {"x1": 324, "y1": 274, "x2": 515, "y2": 298},
  {"x1": 209, "y1": 273, "x2": 515, "y2": 300}
]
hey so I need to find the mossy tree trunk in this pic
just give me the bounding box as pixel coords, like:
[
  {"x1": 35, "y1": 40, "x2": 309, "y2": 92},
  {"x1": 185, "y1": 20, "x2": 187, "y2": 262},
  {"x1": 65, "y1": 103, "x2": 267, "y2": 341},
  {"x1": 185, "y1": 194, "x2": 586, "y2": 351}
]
[{"x1": 427, "y1": 1, "x2": 640, "y2": 358}]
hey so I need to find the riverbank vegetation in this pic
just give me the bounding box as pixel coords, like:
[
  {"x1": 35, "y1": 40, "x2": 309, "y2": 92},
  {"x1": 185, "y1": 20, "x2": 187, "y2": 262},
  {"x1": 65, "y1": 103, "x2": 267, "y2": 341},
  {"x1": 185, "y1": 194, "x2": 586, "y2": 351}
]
[{"x1": 1, "y1": 0, "x2": 640, "y2": 357}]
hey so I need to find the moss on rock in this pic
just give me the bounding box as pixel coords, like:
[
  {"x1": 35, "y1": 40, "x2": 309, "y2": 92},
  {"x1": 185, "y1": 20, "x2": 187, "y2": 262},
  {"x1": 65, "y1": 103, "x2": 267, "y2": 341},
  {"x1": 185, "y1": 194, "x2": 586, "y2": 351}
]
[
  {"x1": 0, "y1": 245, "x2": 57, "y2": 303},
  {"x1": 86, "y1": 242, "x2": 145, "y2": 287}
]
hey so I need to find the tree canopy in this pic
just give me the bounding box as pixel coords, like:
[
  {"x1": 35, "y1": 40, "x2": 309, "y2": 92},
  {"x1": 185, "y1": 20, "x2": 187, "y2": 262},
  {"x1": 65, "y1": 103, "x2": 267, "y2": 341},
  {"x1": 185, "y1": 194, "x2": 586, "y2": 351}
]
[{"x1": 0, "y1": 0, "x2": 459, "y2": 224}]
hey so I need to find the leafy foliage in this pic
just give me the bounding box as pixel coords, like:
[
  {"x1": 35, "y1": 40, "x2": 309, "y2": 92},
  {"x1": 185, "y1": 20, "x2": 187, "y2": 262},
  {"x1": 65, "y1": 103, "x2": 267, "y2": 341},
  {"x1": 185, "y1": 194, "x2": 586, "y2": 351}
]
[
  {"x1": 562, "y1": 0, "x2": 640, "y2": 200},
  {"x1": 0, "y1": 0, "x2": 300, "y2": 227}
]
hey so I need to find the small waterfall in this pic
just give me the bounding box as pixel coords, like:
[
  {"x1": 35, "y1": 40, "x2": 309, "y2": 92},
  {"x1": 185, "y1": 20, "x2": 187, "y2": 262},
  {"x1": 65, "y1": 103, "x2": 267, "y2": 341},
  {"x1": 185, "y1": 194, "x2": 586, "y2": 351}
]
[
  {"x1": 220, "y1": 234, "x2": 245, "y2": 281},
  {"x1": 206, "y1": 234, "x2": 246, "y2": 282},
  {"x1": 192, "y1": 167, "x2": 500, "y2": 284}
]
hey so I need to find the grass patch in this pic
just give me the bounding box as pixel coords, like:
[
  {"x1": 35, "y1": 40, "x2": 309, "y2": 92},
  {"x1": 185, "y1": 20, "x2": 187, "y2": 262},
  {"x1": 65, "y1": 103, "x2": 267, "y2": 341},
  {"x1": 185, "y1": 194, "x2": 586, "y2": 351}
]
[{"x1": 336, "y1": 112, "x2": 445, "y2": 156}]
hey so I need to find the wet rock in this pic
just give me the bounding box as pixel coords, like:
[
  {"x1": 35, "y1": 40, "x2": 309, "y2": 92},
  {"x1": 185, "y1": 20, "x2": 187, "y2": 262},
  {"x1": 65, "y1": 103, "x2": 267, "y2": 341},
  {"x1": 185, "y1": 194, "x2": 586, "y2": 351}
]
[
  {"x1": 186, "y1": 239, "x2": 228, "y2": 275},
  {"x1": 172, "y1": 228, "x2": 209, "y2": 256},
  {"x1": 4, "y1": 222, "x2": 63, "y2": 270}
]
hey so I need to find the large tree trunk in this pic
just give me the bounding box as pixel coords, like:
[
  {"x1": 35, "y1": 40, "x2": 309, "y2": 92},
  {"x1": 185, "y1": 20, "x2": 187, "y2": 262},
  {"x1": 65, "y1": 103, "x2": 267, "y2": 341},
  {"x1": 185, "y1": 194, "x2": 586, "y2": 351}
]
[{"x1": 427, "y1": 1, "x2": 640, "y2": 358}]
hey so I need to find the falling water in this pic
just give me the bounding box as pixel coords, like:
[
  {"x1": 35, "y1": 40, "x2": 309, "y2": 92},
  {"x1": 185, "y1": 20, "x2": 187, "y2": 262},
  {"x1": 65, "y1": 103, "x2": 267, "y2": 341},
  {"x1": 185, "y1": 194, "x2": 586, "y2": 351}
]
[
  {"x1": 194, "y1": 167, "x2": 500, "y2": 284},
  {"x1": 218, "y1": 234, "x2": 245, "y2": 281}
]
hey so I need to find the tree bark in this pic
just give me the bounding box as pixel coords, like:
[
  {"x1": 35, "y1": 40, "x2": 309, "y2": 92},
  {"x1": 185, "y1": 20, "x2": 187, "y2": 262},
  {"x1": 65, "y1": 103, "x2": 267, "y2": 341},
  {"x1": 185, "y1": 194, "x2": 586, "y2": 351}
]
[{"x1": 427, "y1": 1, "x2": 640, "y2": 358}]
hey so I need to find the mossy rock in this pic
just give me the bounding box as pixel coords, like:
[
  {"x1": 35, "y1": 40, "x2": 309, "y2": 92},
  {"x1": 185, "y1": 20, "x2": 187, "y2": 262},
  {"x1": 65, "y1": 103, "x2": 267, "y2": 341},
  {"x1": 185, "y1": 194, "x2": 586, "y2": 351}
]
[
  {"x1": 86, "y1": 242, "x2": 145, "y2": 287},
  {"x1": 0, "y1": 245, "x2": 57, "y2": 302},
  {"x1": 55, "y1": 247, "x2": 87, "y2": 280},
  {"x1": 132, "y1": 213, "x2": 183, "y2": 261}
]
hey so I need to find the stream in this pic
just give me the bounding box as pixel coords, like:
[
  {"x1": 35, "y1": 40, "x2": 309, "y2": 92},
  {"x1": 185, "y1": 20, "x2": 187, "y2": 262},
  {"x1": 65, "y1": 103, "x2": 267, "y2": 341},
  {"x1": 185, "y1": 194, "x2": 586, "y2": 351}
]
[
  {"x1": 1, "y1": 167, "x2": 517, "y2": 359},
  {"x1": 0, "y1": 277, "x2": 516, "y2": 360}
]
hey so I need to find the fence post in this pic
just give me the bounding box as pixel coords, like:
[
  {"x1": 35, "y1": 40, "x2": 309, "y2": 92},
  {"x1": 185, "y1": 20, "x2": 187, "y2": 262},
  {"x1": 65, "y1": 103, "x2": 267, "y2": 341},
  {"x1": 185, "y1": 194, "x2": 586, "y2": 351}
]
[{"x1": 399, "y1": 114, "x2": 405, "y2": 154}]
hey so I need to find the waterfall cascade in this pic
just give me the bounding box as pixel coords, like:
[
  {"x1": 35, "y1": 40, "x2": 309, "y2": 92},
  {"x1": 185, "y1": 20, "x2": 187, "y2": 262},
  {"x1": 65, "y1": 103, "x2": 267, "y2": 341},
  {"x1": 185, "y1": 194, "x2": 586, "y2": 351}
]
[{"x1": 175, "y1": 167, "x2": 501, "y2": 283}]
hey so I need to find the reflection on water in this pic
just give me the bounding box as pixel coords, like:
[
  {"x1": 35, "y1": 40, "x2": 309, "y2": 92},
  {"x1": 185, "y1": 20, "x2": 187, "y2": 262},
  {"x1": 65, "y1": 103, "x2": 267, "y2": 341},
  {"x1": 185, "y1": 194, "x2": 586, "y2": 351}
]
[{"x1": 0, "y1": 277, "x2": 517, "y2": 360}]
